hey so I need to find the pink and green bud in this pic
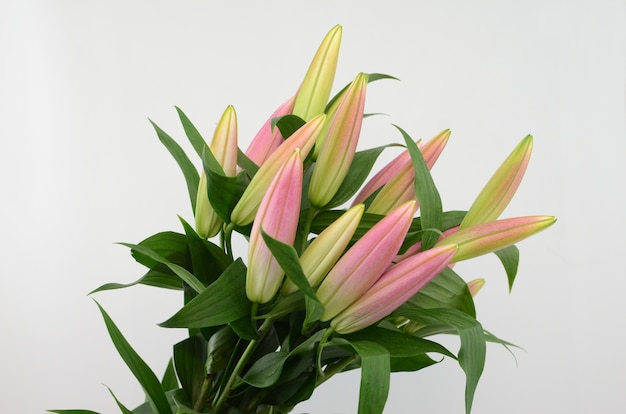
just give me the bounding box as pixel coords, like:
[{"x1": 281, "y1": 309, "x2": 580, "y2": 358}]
[
  {"x1": 354, "y1": 129, "x2": 450, "y2": 207},
  {"x1": 293, "y1": 25, "x2": 342, "y2": 121},
  {"x1": 437, "y1": 215, "x2": 556, "y2": 262},
  {"x1": 244, "y1": 96, "x2": 296, "y2": 167},
  {"x1": 460, "y1": 135, "x2": 533, "y2": 229},
  {"x1": 246, "y1": 150, "x2": 303, "y2": 304},
  {"x1": 331, "y1": 244, "x2": 458, "y2": 334},
  {"x1": 316, "y1": 200, "x2": 417, "y2": 321},
  {"x1": 195, "y1": 105, "x2": 238, "y2": 238},
  {"x1": 395, "y1": 226, "x2": 459, "y2": 262},
  {"x1": 467, "y1": 278, "x2": 486, "y2": 297},
  {"x1": 309, "y1": 73, "x2": 368, "y2": 207},
  {"x1": 231, "y1": 114, "x2": 326, "y2": 226},
  {"x1": 281, "y1": 204, "x2": 365, "y2": 295}
]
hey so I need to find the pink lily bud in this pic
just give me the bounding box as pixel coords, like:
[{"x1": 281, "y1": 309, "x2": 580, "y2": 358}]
[
  {"x1": 354, "y1": 129, "x2": 450, "y2": 207},
  {"x1": 316, "y1": 200, "x2": 417, "y2": 321},
  {"x1": 460, "y1": 135, "x2": 533, "y2": 229},
  {"x1": 309, "y1": 73, "x2": 368, "y2": 207},
  {"x1": 246, "y1": 150, "x2": 303, "y2": 304},
  {"x1": 437, "y1": 216, "x2": 556, "y2": 262},
  {"x1": 293, "y1": 25, "x2": 342, "y2": 121},
  {"x1": 330, "y1": 244, "x2": 458, "y2": 334},
  {"x1": 467, "y1": 278, "x2": 486, "y2": 297},
  {"x1": 244, "y1": 96, "x2": 296, "y2": 167},
  {"x1": 195, "y1": 105, "x2": 238, "y2": 238},
  {"x1": 281, "y1": 204, "x2": 365, "y2": 296},
  {"x1": 231, "y1": 114, "x2": 326, "y2": 226}
]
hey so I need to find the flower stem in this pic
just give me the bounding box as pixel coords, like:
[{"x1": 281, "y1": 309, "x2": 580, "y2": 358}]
[
  {"x1": 193, "y1": 374, "x2": 213, "y2": 412},
  {"x1": 213, "y1": 317, "x2": 273, "y2": 412}
]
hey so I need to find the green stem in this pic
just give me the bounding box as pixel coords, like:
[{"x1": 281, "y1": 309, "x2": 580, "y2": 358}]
[
  {"x1": 315, "y1": 328, "x2": 334, "y2": 380},
  {"x1": 297, "y1": 208, "x2": 317, "y2": 254},
  {"x1": 213, "y1": 317, "x2": 273, "y2": 413},
  {"x1": 193, "y1": 374, "x2": 213, "y2": 412}
]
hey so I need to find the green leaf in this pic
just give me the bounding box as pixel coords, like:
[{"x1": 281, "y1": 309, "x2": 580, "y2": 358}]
[
  {"x1": 130, "y1": 231, "x2": 188, "y2": 269},
  {"x1": 105, "y1": 386, "x2": 133, "y2": 414},
  {"x1": 149, "y1": 119, "x2": 199, "y2": 213},
  {"x1": 326, "y1": 145, "x2": 394, "y2": 208},
  {"x1": 344, "y1": 327, "x2": 454, "y2": 359},
  {"x1": 395, "y1": 308, "x2": 486, "y2": 414},
  {"x1": 394, "y1": 125, "x2": 442, "y2": 250},
  {"x1": 47, "y1": 410, "x2": 101, "y2": 414},
  {"x1": 175, "y1": 106, "x2": 208, "y2": 159},
  {"x1": 271, "y1": 114, "x2": 306, "y2": 139},
  {"x1": 237, "y1": 147, "x2": 259, "y2": 178},
  {"x1": 160, "y1": 259, "x2": 250, "y2": 328},
  {"x1": 494, "y1": 245, "x2": 520, "y2": 291},
  {"x1": 206, "y1": 327, "x2": 238, "y2": 374},
  {"x1": 204, "y1": 162, "x2": 249, "y2": 224},
  {"x1": 390, "y1": 353, "x2": 439, "y2": 372},
  {"x1": 260, "y1": 230, "x2": 324, "y2": 327},
  {"x1": 171, "y1": 389, "x2": 201, "y2": 414},
  {"x1": 325, "y1": 73, "x2": 399, "y2": 111},
  {"x1": 349, "y1": 341, "x2": 390, "y2": 414},
  {"x1": 119, "y1": 243, "x2": 205, "y2": 294},
  {"x1": 243, "y1": 351, "x2": 290, "y2": 388},
  {"x1": 94, "y1": 302, "x2": 171, "y2": 414},
  {"x1": 403, "y1": 267, "x2": 476, "y2": 317},
  {"x1": 173, "y1": 335, "x2": 207, "y2": 405},
  {"x1": 131, "y1": 389, "x2": 179, "y2": 414},
  {"x1": 178, "y1": 217, "x2": 231, "y2": 286},
  {"x1": 161, "y1": 359, "x2": 179, "y2": 393}
]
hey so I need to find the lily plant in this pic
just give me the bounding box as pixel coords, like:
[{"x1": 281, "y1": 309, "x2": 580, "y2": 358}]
[{"x1": 50, "y1": 24, "x2": 555, "y2": 414}]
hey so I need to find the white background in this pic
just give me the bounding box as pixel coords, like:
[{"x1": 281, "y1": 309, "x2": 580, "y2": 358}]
[{"x1": 1, "y1": 1, "x2": 625, "y2": 413}]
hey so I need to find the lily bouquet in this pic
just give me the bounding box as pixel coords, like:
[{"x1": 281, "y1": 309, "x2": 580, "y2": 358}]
[{"x1": 51, "y1": 25, "x2": 555, "y2": 414}]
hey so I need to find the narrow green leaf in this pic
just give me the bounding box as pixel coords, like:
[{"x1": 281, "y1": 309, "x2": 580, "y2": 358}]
[
  {"x1": 243, "y1": 351, "x2": 290, "y2": 387},
  {"x1": 131, "y1": 389, "x2": 179, "y2": 414},
  {"x1": 394, "y1": 125, "x2": 442, "y2": 249},
  {"x1": 178, "y1": 216, "x2": 231, "y2": 286},
  {"x1": 349, "y1": 341, "x2": 390, "y2": 414},
  {"x1": 130, "y1": 231, "x2": 188, "y2": 269},
  {"x1": 89, "y1": 268, "x2": 183, "y2": 295},
  {"x1": 260, "y1": 230, "x2": 324, "y2": 326},
  {"x1": 403, "y1": 267, "x2": 476, "y2": 317},
  {"x1": 344, "y1": 327, "x2": 454, "y2": 359},
  {"x1": 175, "y1": 106, "x2": 208, "y2": 159},
  {"x1": 161, "y1": 359, "x2": 179, "y2": 393},
  {"x1": 326, "y1": 145, "x2": 394, "y2": 208},
  {"x1": 271, "y1": 114, "x2": 306, "y2": 139},
  {"x1": 47, "y1": 410, "x2": 101, "y2": 414},
  {"x1": 325, "y1": 73, "x2": 399, "y2": 111},
  {"x1": 203, "y1": 157, "x2": 249, "y2": 224},
  {"x1": 395, "y1": 308, "x2": 486, "y2": 414},
  {"x1": 160, "y1": 259, "x2": 250, "y2": 328},
  {"x1": 104, "y1": 386, "x2": 133, "y2": 414},
  {"x1": 94, "y1": 302, "x2": 171, "y2": 414},
  {"x1": 237, "y1": 147, "x2": 259, "y2": 178},
  {"x1": 149, "y1": 119, "x2": 199, "y2": 213},
  {"x1": 173, "y1": 335, "x2": 207, "y2": 405},
  {"x1": 494, "y1": 245, "x2": 520, "y2": 291},
  {"x1": 390, "y1": 354, "x2": 439, "y2": 372},
  {"x1": 119, "y1": 243, "x2": 205, "y2": 294}
]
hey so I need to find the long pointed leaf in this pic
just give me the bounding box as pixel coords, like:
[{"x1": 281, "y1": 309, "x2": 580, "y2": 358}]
[
  {"x1": 94, "y1": 302, "x2": 171, "y2": 414},
  {"x1": 160, "y1": 259, "x2": 250, "y2": 328},
  {"x1": 349, "y1": 341, "x2": 390, "y2": 414},
  {"x1": 105, "y1": 386, "x2": 133, "y2": 414},
  {"x1": 175, "y1": 106, "x2": 208, "y2": 159},
  {"x1": 149, "y1": 119, "x2": 199, "y2": 213},
  {"x1": 394, "y1": 125, "x2": 442, "y2": 249},
  {"x1": 494, "y1": 245, "x2": 520, "y2": 291}
]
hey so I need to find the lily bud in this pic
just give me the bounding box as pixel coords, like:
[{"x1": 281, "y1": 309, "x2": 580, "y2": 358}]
[
  {"x1": 309, "y1": 72, "x2": 368, "y2": 207},
  {"x1": 195, "y1": 105, "x2": 238, "y2": 238},
  {"x1": 244, "y1": 96, "x2": 296, "y2": 167},
  {"x1": 331, "y1": 244, "x2": 458, "y2": 334},
  {"x1": 354, "y1": 129, "x2": 450, "y2": 208},
  {"x1": 316, "y1": 200, "x2": 417, "y2": 321},
  {"x1": 293, "y1": 25, "x2": 342, "y2": 121},
  {"x1": 281, "y1": 204, "x2": 365, "y2": 295},
  {"x1": 437, "y1": 216, "x2": 556, "y2": 262},
  {"x1": 246, "y1": 150, "x2": 303, "y2": 304},
  {"x1": 231, "y1": 114, "x2": 326, "y2": 226},
  {"x1": 467, "y1": 278, "x2": 486, "y2": 297},
  {"x1": 460, "y1": 135, "x2": 533, "y2": 229}
]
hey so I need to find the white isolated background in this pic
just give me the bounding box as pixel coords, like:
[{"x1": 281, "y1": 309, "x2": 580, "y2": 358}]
[{"x1": 1, "y1": 1, "x2": 624, "y2": 413}]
